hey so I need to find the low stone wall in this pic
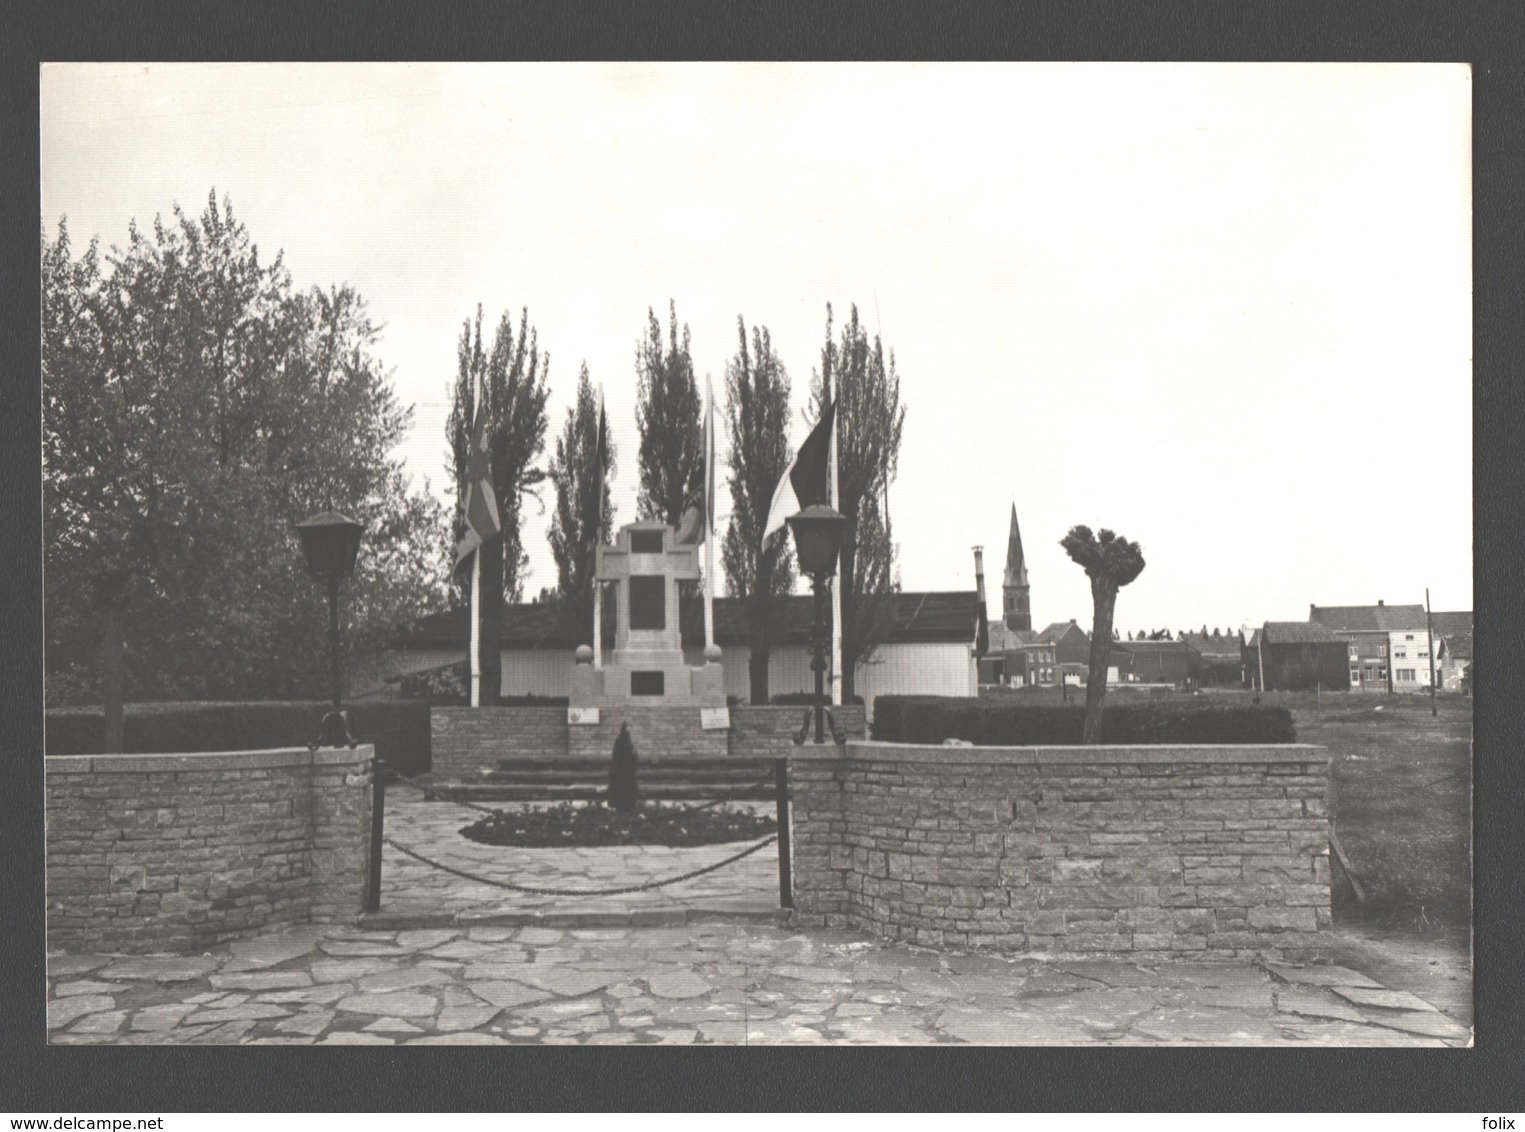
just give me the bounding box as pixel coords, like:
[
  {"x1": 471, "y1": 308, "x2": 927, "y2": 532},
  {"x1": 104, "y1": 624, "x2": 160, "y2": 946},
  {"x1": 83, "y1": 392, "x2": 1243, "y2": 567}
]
[
  {"x1": 431, "y1": 703, "x2": 869, "y2": 775},
  {"x1": 431, "y1": 707, "x2": 568, "y2": 778},
  {"x1": 568, "y1": 704, "x2": 728, "y2": 762},
  {"x1": 789, "y1": 741, "x2": 1332, "y2": 960},
  {"x1": 45, "y1": 746, "x2": 373, "y2": 953},
  {"x1": 730, "y1": 705, "x2": 867, "y2": 761}
]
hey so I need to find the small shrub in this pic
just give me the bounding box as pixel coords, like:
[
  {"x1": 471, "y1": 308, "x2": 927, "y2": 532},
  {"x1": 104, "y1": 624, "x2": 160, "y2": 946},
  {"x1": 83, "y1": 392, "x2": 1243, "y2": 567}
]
[{"x1": 608, "y1": 723, "x2": 639, "y2": 813}]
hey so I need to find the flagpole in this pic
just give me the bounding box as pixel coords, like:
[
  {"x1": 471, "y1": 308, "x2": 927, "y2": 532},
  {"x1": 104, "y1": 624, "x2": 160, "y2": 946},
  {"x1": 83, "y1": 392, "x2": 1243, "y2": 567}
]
[
  {"x1": 703, "y1": 376, "x2": 716, "y2": 655},
  {"x1": 829, "y1": 394, "x2": 843, "y2": 707},
  {"x1": 470, "y1": 548, "x2": 482, "y2": 707},
  {"x1": 470, "y1": 363, "x2": 484, "y2": 708},
  {"x1": 592, "y1": 385, "x2": 604, "y2": 670}
]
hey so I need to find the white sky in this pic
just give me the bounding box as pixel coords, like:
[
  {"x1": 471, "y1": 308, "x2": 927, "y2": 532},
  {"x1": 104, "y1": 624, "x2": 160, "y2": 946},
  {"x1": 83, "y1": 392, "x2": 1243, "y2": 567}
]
[{"x1": 40, "y1": 63, "x2": 1473, "y2": 632}]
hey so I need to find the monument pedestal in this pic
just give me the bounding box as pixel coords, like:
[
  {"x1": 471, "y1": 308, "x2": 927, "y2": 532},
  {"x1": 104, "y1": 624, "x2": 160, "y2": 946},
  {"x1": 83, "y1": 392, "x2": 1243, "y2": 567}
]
[{"x1": 568, "y1": 521, "x2": 728, "y2": 756}]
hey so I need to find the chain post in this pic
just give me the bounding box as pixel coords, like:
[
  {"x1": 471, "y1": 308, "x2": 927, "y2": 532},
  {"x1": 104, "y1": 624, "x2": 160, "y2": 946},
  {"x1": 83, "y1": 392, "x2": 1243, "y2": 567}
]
[{"x1": 774, "y1": 757, "x2": 793, "y2": 909}]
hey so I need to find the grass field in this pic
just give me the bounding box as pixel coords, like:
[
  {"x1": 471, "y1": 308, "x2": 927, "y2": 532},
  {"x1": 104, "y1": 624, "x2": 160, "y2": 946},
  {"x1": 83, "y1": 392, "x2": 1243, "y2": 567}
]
[{"x1": 984, "y1": 684, "x2": 1473, "y2": 931}]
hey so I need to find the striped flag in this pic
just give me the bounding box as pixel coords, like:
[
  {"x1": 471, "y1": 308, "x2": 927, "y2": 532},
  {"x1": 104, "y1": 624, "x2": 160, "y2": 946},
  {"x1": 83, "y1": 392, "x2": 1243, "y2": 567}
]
[
  {"x1": 454, "y1": 403, "x2": 501, "y2": 570},
  {"x1": 761, "y1": 398, "x2": 836, "y2": 547}
]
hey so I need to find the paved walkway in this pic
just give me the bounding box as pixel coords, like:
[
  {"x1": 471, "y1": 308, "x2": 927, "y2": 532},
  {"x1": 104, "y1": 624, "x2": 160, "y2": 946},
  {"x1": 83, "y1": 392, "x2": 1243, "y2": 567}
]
[
  {"x1": 47, "y1": 921, "x2": 1471, "y2": 1046},
  {"x1": 45, "y1": 796, "x2": 1471, "y2": 1045},
  {"x1": 374, "y1": 791, "x2": 779, "y2": 923}
]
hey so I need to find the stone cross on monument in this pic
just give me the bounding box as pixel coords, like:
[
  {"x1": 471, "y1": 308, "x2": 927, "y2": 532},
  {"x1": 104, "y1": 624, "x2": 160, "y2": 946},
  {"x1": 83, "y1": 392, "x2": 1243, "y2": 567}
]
[{"x1": 570, "y1": 520, "x2": 725, "y2": 709}]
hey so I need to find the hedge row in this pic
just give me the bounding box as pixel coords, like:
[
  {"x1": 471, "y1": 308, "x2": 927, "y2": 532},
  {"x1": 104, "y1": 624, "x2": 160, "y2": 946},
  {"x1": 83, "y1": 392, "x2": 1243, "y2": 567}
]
[
  {"x1": 769, "y1": 692, "x2": 865, "y2": 706},
  {"x1": 870, "y1": 696, "x2": 1295, "y2": 746},
  {"x1": 45, "y1": 701, "x2": 433, "y2": 777}
]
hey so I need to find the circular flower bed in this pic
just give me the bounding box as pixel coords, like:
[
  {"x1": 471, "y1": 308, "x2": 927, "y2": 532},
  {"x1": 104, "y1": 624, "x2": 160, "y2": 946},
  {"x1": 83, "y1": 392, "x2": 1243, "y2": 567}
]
[{"x1": 460, "y1": 801, "x2": 777, "y2": 848}]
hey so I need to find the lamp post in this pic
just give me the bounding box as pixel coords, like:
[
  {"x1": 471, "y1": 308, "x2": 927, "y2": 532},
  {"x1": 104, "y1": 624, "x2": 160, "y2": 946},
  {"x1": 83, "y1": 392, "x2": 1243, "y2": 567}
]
[
  {"x1": 296, "y1": 510, "x2": 364, "y2": 748},
  {"x1": 787, "y1": 503, "x2": 848, "y2": 744}
]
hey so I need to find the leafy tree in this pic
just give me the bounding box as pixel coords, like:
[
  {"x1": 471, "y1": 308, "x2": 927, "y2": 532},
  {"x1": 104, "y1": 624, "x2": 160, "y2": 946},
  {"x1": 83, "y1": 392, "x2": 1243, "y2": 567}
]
[
  {"x1": 634, "y1": 301, "x2": 702, "y2": 527},
  {"x1": 810, "y1": 304, "x2": 905, "y2": 700},
  {"x1": 43, "y1": 194, "x2": 448, "y2": 715},
  {"x1": 547, "y1": 363, "x2": 615, "y2": 642},
  {"x1": 720, "y1": 317, "x2": 796, "y2": 703},
  {"x1": 447, "y1": 306, "x2": 550, "y2": 703},
  {"x1": 1060, "y1": 525, "x2": 1146, "y2": 743}
]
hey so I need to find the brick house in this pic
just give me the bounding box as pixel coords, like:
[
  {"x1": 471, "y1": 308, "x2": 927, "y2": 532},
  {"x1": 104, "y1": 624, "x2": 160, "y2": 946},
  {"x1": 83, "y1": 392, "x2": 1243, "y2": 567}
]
[
  {"x1": 1429, "y1": 611, "x2": 1473, "y2": 693},
  {"x1": 1309, "y1": 601, "x2": 1429, "y2": 692}
]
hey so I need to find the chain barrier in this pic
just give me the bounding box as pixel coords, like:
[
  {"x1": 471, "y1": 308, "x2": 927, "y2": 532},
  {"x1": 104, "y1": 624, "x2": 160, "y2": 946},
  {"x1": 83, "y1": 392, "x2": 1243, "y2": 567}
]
[{"x1": 382, "y1": 832, "x2": 778, "y2": 898}]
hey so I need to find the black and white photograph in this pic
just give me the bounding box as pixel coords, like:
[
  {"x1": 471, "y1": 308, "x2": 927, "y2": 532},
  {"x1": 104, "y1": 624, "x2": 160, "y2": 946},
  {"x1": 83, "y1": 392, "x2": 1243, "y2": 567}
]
[{"x1": 39, "y1": 62, "x2": 1473, "y2": 1049}]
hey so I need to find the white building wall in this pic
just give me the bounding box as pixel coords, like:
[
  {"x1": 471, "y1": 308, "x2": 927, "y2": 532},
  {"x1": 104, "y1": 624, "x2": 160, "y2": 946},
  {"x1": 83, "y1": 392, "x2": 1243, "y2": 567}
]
[
  {"x1": 387, "y1": 640, "x2": 976, "y2": 714},
  {"x1": 1387, "y1": 629, "x2": 1437, "y2": 692}
]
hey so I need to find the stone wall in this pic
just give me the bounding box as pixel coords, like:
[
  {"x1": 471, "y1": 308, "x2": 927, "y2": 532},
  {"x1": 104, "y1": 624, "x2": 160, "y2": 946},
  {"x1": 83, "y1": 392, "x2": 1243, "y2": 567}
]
[
  {"x1": 789, "y1": 741, "x2": 1331, "y2": 960},
  {"x1": 431, "y1": 707, "x2": 568, "y2": 778},
  {"x1": 568, "y1": 704, "x2": 728, "y2": 762},
  {"x1": 45, "y1": 746, "x2": 374, "y2": 953},
  {"x1": 729, "y1": 705, "x2": 867, "y2": 761},
  {"x1": 430, "y1": 704, "x2": 869, "y2": 775}
]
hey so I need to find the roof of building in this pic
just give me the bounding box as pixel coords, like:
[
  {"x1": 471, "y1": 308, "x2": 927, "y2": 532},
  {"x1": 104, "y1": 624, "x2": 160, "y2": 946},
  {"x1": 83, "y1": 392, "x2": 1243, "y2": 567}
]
[
  {"x1": 1429, "y1": 611, "x2": 1473, "y2": 637},
  {"x1": 393, "y1": 590, "x2": 984, "y2": 651},
  {"x1": 1440, "y1": 632, "x2": 1473, "y2": 660},
  {"x1": 1263, "y1": 621, "x2": 1344, "y2": 645},
  {"x1": 1120, "y1": 638, "x2": 1200, "y2": 654},
  {"x1": 1309, "y1": 603, "x2": 1429, "y2": 633},
  {"x1": 1180, "y1": 631, "x2": 1242, "y2": 657},
  {"x1": 986, "y1": 622, "x2": 1038, "y2": 652},
  {"x1": 1035, "y1": 620, "x2": 1087, "y2": 645}
]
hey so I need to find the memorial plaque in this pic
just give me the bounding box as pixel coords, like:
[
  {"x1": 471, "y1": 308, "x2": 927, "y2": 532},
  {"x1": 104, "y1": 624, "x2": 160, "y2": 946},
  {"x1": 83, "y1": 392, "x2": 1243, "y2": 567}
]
[
  {"x1": 629, "y1": 529, "x2": 664, "y2": 554},
  {"x1": 700, "y1": 707, "x2": 731, "y2": 731},
  {"x1": 631, "y1": 671, "x2": 665, "y2": 696},
  {"x1": 628, "y1": 575, "x2": 666, "y2": 630},
  {"x1": 567, "y1": 707, "x2": 600, "y2": 726}
]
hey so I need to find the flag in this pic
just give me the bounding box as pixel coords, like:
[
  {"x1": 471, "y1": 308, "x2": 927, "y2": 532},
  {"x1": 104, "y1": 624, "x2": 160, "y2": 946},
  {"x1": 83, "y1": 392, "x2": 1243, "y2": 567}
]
[
  {"x1": 585, "y1": 390, "x2": 603, "y2": 564},
  {"x1": 762, "y1": 398, "x2": 836, "y2": 546},
  {"x1": 454, "y1": 403, "x2": 501, "y2": 570},
  {"x1": 677, "y1": 378, "x2": 716, "y2": 545}
]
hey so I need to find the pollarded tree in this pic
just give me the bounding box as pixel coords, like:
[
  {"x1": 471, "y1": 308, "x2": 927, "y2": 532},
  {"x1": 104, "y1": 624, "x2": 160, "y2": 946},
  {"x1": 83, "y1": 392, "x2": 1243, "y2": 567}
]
[
  {"x1": 809, "y1": 303, "x2": 905, "y2": 700},
  {"x1": 634, "y1": 301, "x2": 702, "y2": 528},
  {"x1": 720, "y1": 317, "x2": 796, "y2": 703},
  {"x1": 447, "y1": 306, "x2": 551, "y2": 703},
  {"x1": 547, "y1": 363, "x2": 615, "y2": 642},
  {"x1": 1060, "y1": 525, "x2": 1146, "y2": 743}
]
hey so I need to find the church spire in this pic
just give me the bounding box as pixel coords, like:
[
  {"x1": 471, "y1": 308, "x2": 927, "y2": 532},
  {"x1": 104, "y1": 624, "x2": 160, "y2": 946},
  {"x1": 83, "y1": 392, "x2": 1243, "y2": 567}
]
[{"x1": 1002, "y1": 502, "x2": 1031, "y2": 631}]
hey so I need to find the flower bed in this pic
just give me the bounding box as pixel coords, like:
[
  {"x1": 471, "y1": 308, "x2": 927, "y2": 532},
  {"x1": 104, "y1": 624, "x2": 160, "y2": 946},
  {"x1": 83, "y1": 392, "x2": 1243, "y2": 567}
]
[{"x1": 459, "y1": 801, "x2": 776, "y2": 848}]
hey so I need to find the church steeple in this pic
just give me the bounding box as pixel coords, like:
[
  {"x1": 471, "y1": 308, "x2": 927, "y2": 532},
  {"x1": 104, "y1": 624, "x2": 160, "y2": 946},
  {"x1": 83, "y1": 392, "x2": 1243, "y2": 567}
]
[{"x1": 1002, "y1": 502, "x2": 1031, "y2": 631}]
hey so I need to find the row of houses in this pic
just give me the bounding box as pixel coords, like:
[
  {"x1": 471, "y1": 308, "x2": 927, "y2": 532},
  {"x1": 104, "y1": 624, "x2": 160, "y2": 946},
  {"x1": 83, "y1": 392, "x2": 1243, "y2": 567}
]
[{"x1": 1244, "y1": 602, "x2": 1472, "y2": 693}]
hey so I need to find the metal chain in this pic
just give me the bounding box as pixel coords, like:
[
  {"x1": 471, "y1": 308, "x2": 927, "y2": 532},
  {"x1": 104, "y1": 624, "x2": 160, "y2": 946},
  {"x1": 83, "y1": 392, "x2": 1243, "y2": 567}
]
[{"x1": 382, "y1": 833, "x2": 777, "y2": 897}]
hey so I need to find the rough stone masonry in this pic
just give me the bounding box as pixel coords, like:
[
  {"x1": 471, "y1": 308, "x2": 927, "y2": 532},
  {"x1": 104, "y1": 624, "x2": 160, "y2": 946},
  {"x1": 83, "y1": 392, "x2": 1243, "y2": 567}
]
[
  {"x1": 46, "y1": 746, "x2": 374, "y2": 953},
  {"x1": 789, "y1": 742, "x2": 1332, "y2": 961}
]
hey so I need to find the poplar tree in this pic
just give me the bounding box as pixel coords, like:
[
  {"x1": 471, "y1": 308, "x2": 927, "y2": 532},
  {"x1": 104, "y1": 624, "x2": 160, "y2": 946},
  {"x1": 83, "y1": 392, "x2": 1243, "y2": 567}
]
[
  {"x1": 447, "y1": 307, "x2": 551, "y2": 702},
  {"x1": 720, "y1": 317, "x2": 796, "y2": 703},
  {"x1": 547, "y1": 363, "x2": 615, "y2": 641},
  {"x1": 634, "y1": 301, "x2": 702, "y2": 527},
  {"x1": 810, "y1": 303, "x2": 906, "y2": 700}
]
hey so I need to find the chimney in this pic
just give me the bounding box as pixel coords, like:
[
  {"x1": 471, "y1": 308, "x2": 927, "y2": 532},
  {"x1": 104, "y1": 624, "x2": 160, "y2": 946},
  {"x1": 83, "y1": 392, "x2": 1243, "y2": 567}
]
[
  {"x1": 972, "y1": 546, "x2": 986, "y2": 609},
  {"x1": 1377, "y1": 599, "x2": 1384, "y2": 607}
]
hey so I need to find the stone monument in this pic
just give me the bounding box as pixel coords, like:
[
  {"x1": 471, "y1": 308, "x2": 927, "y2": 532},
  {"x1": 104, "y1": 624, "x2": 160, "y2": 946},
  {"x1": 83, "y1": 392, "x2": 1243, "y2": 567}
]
[{"x1": 569, "y1": 520, "x2": 725, "y2": 710}]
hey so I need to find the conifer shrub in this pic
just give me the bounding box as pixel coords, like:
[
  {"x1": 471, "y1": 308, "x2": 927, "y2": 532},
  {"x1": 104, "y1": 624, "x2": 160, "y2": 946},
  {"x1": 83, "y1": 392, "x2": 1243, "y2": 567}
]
[{"x1": 608, "y1": 722, "x2": 640, "y2": 813}]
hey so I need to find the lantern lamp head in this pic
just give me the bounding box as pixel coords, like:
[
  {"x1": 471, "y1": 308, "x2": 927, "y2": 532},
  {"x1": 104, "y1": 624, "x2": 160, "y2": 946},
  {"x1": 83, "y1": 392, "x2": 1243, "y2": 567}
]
[
  {"x1": 296, "y1": 511, "x2": 364, "y2": 581},
  {"x1": 787, "y1": 504, "x2": 848, "y2": 581}
]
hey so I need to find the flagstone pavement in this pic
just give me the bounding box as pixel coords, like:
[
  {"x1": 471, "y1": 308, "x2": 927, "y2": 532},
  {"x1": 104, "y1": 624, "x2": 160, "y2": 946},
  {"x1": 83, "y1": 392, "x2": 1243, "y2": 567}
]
[{"x1": 45, "y1": 794, "x2": 1472, "y2": 1046}]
